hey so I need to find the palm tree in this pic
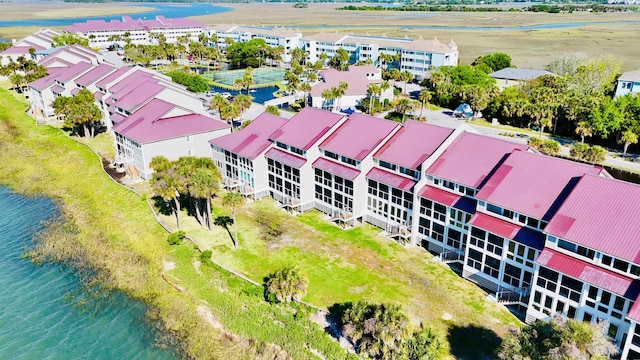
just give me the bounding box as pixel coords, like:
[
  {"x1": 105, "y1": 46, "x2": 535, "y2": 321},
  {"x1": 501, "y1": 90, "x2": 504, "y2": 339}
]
[
  {"x1": 233, "y1": 94, "x2": 253, "y2": 120},
  {"x1": 210, "y1": 94, "x2": 228, "y2": 118},
  {"x1": 575, "y1": 120, "x2": 594, "y2": 144},
  {"x1": 393, "y1": 97, "x2": 416, "y2": 123},
  {"x1": 400, "y1": 70, "x2": 413, "y2": 95},
  {"x1": 321, "y1": 88, "x2": 336, "y2": 111},
  {"x1": 150, "y1": 156, "x2": 184, "y2": 229},
  {"x1": 417, "y1": 89, "x2": 432, "y2": 120},
  {"x1": 234, "y1": 67, "x2": 254, "y2": 94},
  {"x1": 298, "y1": 82, "x2": 312, "y2": 106},
  {"x1": 335, "y1": 81, "x2": 349, "y2": 111},
  {"x1": 222, "y1": 191, "x2": 244, "y2": 248},
  {"x1": 265, "y1": 266, "x2": 309, "y2": 302},
  {"x1": 367, "y1": 83, "x2": 381, "y2": 114},
  {"x1": 620, "y1": 129, "x2": 638, "y2": 156},
  {"x1": 220, "y1": 102, "x2": 241, "y2": 128}
]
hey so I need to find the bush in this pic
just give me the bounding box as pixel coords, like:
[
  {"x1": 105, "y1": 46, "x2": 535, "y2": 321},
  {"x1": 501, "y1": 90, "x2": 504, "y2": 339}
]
[
  {"x1": 264, "y1": 266, "x2": 309, "y2": 303},
  {"x1": 570, "y1": 142, "x2": 590, "y2": 159},
  {"x1": 570, "y1": 143, "x2": 607, "y2": 164},
  {"x1": 167, "y1": 230, "x2": 186, "y2": 245},
  {"x1": 200, "y1": 249, "x2": 212, "y2": 263},
  {"x1": 540, "y1": 139, "x2": 560, "y2": 155}
]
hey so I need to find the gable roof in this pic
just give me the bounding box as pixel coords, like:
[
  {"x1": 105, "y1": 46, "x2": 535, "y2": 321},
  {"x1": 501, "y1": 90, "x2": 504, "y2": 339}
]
[
  {"x1": 29, "y1": 67, "x2": 67, "y2": 91},
  {"x1": 113, "y1": 98, "x2": 229, "y2": 144},
  {"x1": 113, "y1": 80, "x2": 164, "y2": 112},
  {"x1": 65, "y1": 15, "x2": 206, "y2": 33},
  {"x1": 374, "y1": 120, "x2": 453, "y2": 170},
  {"x1": 426, "y1": 132, "x2": 528, "y2": 189},
  {"x1": 619, "y1": 69, "x2": 640, "y2": 82},
  {"x1": 476, "y1": 150, "x2": 603, "y2": 221},
  {"x1": 74, "y1": 64, "x2": 116, "y2": 87},
  {"x1": 489, "y1": 68, "x2": 553, "y2": 81},
  {"x1": 545, "y1": 174, "x2": 640, "y2": 264},
  {"x1": 209, "y1": 112, "x2": 287, "y2": 160},
  {"x1": 311, "y1": 66, "x2": 380, "y2": 97},
  {"x1": 54, "y1": 61, "x2": 93, "y2": 84},
  {"x1": 269, "y1": 107, "x2": 344, "y2": 150},
  {"x1": 95, "y1": 67, "x2": 131, "y2": 90},
  {"x1": 319, "y1": 113, "x2": 398, "y2": 161}
]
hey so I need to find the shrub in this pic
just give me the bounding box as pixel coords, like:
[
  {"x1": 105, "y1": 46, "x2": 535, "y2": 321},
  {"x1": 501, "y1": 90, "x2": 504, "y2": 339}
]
[
  {"x1": 570, "y1": 142, "x2": 590, "y2": 159},
  {"x1": 200, "y1": 249, "x2": 212, "y2": 263},
  {"x1": 265, "y1": 266, "x2": 309, "y2": 303},
  {"x1": 167, "y1": 230, "x2": 186, "y2": 245},
  {"x1": 570, "y1": 143, "x2": 607, "y2": 164},
  {"x1": 540, "y1": 139, "x2": 560, "y2": 155}
]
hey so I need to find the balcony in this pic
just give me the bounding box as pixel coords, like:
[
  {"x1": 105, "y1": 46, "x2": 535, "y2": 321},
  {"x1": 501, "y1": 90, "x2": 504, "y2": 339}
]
[
  {"x1": 494, "y1": 287, "x2": 530, "y2": 305},
  {"x1": 433, "y1": 249, "x2": 465, "y2": 264}
]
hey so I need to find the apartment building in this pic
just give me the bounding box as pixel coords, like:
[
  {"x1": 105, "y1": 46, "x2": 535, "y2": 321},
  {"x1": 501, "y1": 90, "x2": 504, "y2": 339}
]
[
  {"x1": 210, "y1": 112, "x2": 288, "y2": 199},
  {"x1": 215, "y1": 106, "x2": 640, "y2": 355},
  {"x1": 64, "y1": 15, "x2": 206, "y2": 49},
  {"x1": 301, "y1": 33, "x2": 458, "y2": 80},
  {"x1": 206, "y1": 25, "x2": 302, "y2": 63},
  {"x1": 0, "y1": 29, "x2": 59, "y2": 66}
]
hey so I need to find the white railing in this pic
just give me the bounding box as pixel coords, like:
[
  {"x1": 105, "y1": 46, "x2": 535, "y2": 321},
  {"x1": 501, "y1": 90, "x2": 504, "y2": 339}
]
[
  {"x1": 495, "y1": 287, "x2": 530, "y2": 305},
  {"x1": 436, "y1": 249, "x2": 465, "y2": 264}
]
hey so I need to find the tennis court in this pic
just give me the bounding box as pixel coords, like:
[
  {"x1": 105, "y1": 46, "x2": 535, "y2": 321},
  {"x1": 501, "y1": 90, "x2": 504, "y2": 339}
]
[{"x1": 204, "y1": 68, "x2": 286, "y2": 86}]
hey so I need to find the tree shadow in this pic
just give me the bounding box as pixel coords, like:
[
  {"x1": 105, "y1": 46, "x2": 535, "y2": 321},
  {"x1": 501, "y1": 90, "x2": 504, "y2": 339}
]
[
  {"x1": 447, "y1": 324, "x2": 501, "y2": 360},
  {"x1": 152, "y1": 195, "x2": 172, "y2": 216},
  {"x1": 213, "y1": 215, "x2": 234, "y2": 245}
]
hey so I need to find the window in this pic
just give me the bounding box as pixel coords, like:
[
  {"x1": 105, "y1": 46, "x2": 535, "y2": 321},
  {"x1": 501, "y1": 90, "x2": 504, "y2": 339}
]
[
  {"x1": 537, "y1": 267, "x2": 559, "y2": 292},
  {"x1": 186, "y1": 134, "x2": 193, "y2": 142},
  {"x1": 559, "y1": 276, "x2": 583, "y2": 302},
  {"x1": 483, "y1": 256, "x2": 500, "y2": 279},
  {"x1": 467, "y1": 248, "x2": 482, "y2": 270}
]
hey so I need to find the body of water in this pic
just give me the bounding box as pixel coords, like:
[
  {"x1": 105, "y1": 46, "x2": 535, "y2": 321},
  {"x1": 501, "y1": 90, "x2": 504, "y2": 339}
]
[
  {"x1": 0, "y1": 3, "x2": 230, "y2": 28},
  {"x1": 0, "y1": 187, "x2": 177, "y2": 360}
]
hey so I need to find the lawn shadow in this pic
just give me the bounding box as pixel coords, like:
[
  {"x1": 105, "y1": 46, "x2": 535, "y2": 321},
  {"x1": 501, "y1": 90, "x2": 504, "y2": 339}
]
[
  {"x1": 213, "y1": 215, "x2": 235, "y2": 246},
  {"x1": 152, "y1": 195, "x2": 172, "y2": 216},
  {"x1": 448, "y1": 324, "x2": 501, "y2": 360}
]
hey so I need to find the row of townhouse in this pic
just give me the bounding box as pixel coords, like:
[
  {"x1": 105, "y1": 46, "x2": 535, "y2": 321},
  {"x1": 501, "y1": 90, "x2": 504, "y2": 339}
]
[
  {"x1": 27, "y1": 44, "x2": 230, "y2": 180},
  {"x1": 206, "y1": 26, "x2": 458, "y2": 80},
  {"x1": 0, "y1": 29, "x2": 59, "y2": 66},
  {"x1": 64, "y1": 15, "x2": 206, "y2": 49},
  {"x1": 211, "y1": 106, "x2": 640, "y2": 357}
]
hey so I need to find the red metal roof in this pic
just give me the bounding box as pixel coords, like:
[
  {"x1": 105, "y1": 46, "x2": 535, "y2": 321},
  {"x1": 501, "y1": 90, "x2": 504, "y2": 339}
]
[
  {"x1": 366, "y1": 167, "x2": 415, "y2": 191},
  {"x1": 312, "y1": 157, "x2": 360, "y2": 181},
  {"x1": 468, "y1": 212, "x2": 545, "y2": 249},
  {"x1": 55, "y1": 61, "x2": 92, "y2": 84},
  {"x1": 628, "y1": 296, "x2": 640, "y2": 322},
  {"x1": 427, "y1": 132, "x2": 528, "y2": 189},
  {"x1": 95, "y1": 67, "x2": 130, "y2": 90},
  {"x1": 319, "y1": 113, "x2": 398, "y2": 161},
  {"x1": 264, "y1": 148, "x2": 307, "y2": 169},
  {"x1": 50, "y1": 84, "x2": 64, "y2": 94},
  {"x1": 476, "y1": 150, "x2": 602, "y2": 221},
  {"x1": 545, "y1": 174, "x2": 640, "y2": 264},
  {"x1": 113, "y1": 98, "x2": 229, "y2": 144},
  {"x1": 419, "y1": 185, "x2": 461, "y2": 207},
  {"x1": 209, "y1": 113, "x2": 287, "y2": 160},
  {"x1": 537, "y1": 248, "x2": 637, "y2": 299},
  {"x1": 374, "y1": 120, "x2": 453, "y2": 170},
  {"x1": 310, "y1": 66, "x2": 380, "y2": 98},
  {"x1": 269, "y1": 107, "x2": 343, "y2": 150},
  {"x1": 70, "y1": 88, "x2": 80, "y2": 96},
  {"x1": 74, "y1": 64, "x2": 116, "y2": 87},
  {"x1": 114, "y1": 80, "x2": 164, "y2": 112}
]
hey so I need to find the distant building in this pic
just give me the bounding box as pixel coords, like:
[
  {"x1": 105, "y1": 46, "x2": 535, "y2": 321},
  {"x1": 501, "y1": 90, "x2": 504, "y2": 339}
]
[
  {"x1": 615, "y1": 69, "x2": 640, "y2": 97},
  {"x1": 64, "y1": 16, "x2": 206, "y2": 49},
  {"x1": 0, "y1": 29, "x2": 59, "y2": 66},
  {"x1": 301, "y1": 33, "x2": 458, "y2": 80},
  {"x1": 309, "y1": 65, "x2": 393, "y2": 112},
  {"x1": 489, "y1": 68, "x2": 554, "y2": 90},
  {"x1": 207, "y1": 25, "x2": 303, "y2": 64}
]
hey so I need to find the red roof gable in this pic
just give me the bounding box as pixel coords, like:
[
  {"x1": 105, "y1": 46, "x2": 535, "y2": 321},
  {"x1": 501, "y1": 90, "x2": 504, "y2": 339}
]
[
  {"x1": 476, "y1": 150, "x2": 602, "y2": 221},
  {"x1": 537, "y1": 248, "x2": 638, "y2": 299},
  {"x1": 366, "y1": 168, "x2": 415, "y2": 191},
  {"x1": 427, "y1": 132, "x2": 528, "y2": 189},
  {"x1": 269, "y1": 107, "x2": 343, "y2": 150},
  {"x1": 311, "y1": 66, "x2": 380, "y2": 97},
  {"x1": 74, "y1": 64, "x2": 116, "y2": 87},
  {"x1": 113, "y1": 98, "x2": 229, "y2": 144},
  {"x1": 95, "y1": 67, "x2": 130, "y2": 90},
  {"x1": 264, "y1": 148, "x2": 306, "y2": 169},
  {"x1": 419, "y1": 185, "x2": 461, "y2": 207},
  {"x1": 628, "y1": 296, "x2": 640, "y2": 322},
  {"x1": 313, "y1": 157, "x2": 360, "y2": 181},
  {"x1": 113, "y1": 80, "x2": 164, "y2": 112},
  {"x1": 468, "y1": 212, "x2": 545, "y2": 249},
  {"x1": 545, "y1": 174, "x2": 640, "y2": 264},
  {"x1": 209, "y1": 113, "x2": 287, "y2": 160},
  {"x1": 319, "y1": 113, "x2": 398, "y2": 161},
  {"x1": 374, "y1": 120, "x2": 453, "y2": 170}
]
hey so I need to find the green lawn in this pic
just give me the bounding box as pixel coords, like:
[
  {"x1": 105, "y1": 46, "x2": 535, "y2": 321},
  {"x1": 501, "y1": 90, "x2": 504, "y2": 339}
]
[{"x1": 160, "y1": 195, "x2": 522, "y2": 357}]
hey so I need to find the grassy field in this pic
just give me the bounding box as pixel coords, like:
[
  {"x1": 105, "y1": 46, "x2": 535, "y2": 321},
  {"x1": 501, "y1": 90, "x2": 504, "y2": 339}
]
[{"x1": 157, "y1": 190, "x2": 521, "y2": 357}]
